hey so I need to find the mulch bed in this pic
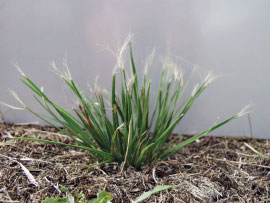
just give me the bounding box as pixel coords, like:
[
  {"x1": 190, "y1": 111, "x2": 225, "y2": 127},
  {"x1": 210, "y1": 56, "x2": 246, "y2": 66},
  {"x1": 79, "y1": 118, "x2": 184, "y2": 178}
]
[{"x1": 0, "y1": 123, "x2": 269, "y2": 202}]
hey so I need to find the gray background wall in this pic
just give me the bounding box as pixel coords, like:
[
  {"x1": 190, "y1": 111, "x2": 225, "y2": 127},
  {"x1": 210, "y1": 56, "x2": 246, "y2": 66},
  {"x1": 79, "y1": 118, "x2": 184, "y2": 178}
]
[{"x1": 0, "y1": 0, "x2": 269, "y2": 138}]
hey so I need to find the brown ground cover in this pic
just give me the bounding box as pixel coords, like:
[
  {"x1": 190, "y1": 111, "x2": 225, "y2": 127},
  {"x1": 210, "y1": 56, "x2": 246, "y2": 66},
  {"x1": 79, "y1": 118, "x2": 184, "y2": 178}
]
[{"x1": 0, "y1": 123, "x2": 269, "y2": 202}]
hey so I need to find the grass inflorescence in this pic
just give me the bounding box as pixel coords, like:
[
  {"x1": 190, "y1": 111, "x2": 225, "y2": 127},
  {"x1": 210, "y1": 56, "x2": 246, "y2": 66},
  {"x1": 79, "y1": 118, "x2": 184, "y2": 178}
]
[{"x1": 10, "y1": 35, "x2": 249, "y2": 169}]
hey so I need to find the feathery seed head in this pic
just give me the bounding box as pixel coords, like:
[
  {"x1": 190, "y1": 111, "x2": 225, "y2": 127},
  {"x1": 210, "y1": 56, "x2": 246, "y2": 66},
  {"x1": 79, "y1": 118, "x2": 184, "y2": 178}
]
[
  {"x1": 144, "y1": 48, "x2": 155, "y2": 76},
  {"x1": 191, "y1": 84, "x2": 199, "y2": 97},
  {"x1": 9, "y1": 90, "x2": 27, "y2": 109},
  {"x1": 94, "y1": 75, "x2": 102, "y2": 93},
  {"x1": 173, "y1": 66, "x2": 184, "y2": 85},
  {"x1": 127, "y1": 74, "x2": 136, "y2": 88},
  {"x1": 202, "y1": 72, "x2": 221, "y2": 87},
  {"x1": 117, "y1": 33, "x2": 133, "y2": 70},
  {"x1": 0, "y1": 101, "x2": 24, "y2": 110},
  {"x1": 236, "y1": 104, "x2": 252, "y2": 118},
  {"x1": 62, "y1": 58, "x2": 72, "y2": 80},
  {"x1": 40, "y1": 86, "x2": 44, "y2": 93},
  {"x1": 15, "y1": 64, "x2": 27, "y2": 78},
  {"x1": 50, "y1": 61, "x2": 72, "y2": 81}
]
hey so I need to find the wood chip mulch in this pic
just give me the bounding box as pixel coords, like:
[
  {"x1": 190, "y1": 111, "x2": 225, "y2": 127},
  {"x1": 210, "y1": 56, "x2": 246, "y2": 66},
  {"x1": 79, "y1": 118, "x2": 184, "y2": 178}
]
[{"x1": 0, "y1": 123, "x2": 269, "y2": 202}]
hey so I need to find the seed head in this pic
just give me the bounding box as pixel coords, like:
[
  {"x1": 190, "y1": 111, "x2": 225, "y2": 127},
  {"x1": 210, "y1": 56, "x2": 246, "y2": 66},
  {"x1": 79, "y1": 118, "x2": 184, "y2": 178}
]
[
  {"x1": 117, "y1": 33, "x2": 133, "y2": 70},
  {"x1": 191, "y1": 84, "x2": 199, "y2": 97},
  {"x1": 15, "y1": 64, "x2": 26, "y2": 77},
  {"x1": 236, "y1": 103, "x2": 252, "y2": 118},
  {"x1": 9, "y1": 90, "x2": 27, "y2": 109},
  {"x1": 50, "y1": 61, "x2": 72, "y2": 81},
  {"x1": 203, "y1": 72, "x2": 221, "y2": 87}
]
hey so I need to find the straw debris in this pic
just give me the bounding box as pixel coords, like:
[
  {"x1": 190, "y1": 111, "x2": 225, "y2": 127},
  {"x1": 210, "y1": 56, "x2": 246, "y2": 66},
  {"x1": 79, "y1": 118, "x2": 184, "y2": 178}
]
[{"x1": 0, "y1": 123, "x2": 269, "y2": 202}]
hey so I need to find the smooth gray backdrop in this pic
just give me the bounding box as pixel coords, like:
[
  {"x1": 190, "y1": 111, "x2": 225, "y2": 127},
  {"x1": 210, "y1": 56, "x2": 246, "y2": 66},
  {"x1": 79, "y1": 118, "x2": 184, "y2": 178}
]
[{"x1": 0, "y1": 0, "x2": 269, "y2": 138}]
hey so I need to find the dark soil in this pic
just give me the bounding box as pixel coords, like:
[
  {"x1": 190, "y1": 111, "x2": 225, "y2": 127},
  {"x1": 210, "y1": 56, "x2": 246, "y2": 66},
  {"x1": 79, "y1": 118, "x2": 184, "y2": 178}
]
[{"x1": 0, "y1": 123, "x2": 269, "y2": 202}]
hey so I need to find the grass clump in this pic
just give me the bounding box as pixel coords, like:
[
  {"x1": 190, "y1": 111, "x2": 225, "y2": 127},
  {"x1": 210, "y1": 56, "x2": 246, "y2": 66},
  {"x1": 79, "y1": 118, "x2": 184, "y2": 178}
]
[{"x1": 10, "y1": 34, "x2": 250, "y2": 169}]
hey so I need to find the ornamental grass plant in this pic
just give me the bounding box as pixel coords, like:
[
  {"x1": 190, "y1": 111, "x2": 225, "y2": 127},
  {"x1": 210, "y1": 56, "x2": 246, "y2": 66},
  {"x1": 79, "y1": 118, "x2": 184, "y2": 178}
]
[{"x1": 9, "y1": 35, "x2": 250, "y2": 170}]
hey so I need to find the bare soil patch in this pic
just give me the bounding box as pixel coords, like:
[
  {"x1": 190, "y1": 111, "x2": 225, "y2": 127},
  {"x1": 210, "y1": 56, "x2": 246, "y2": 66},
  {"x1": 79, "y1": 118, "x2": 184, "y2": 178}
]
[{"x1": 0, "y1": 123, "x2": 269, "y2": 202}]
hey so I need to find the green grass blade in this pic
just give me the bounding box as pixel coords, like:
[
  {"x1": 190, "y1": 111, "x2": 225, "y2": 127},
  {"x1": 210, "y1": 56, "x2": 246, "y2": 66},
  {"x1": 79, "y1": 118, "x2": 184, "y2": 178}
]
[
  {"x1": 244, "y1": 142, "x2": 269, "y2": 160},
  {"x1": 132, "y1": 185, "x2": 174, "y2": 203},
  {"x1": 135, "y1": 143, "x2": 155, "y2": 169},
  {"x1": 112, "y1": 73, "x2": 119, "y2": 129},
  {"x1": 161, "y1": 115, "x2": 237, "y2": 160},
  {"x1": 14, "y1": 137, "x2": 113, "y2": 160},
  {"x1": 129, "y1": 42, "x2": 139, "y2": 102}
]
